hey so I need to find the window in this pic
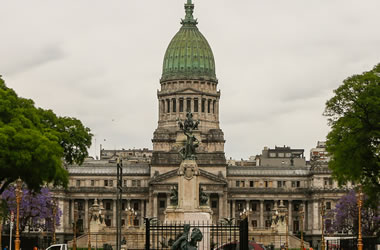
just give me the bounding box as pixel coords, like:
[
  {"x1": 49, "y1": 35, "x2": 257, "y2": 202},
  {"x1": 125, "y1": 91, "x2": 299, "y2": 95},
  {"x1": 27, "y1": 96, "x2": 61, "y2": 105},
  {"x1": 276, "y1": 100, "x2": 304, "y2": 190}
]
[
  {"x1": 291, "y1": 181, "x2": 296, "y2": 188},
  {"x1": 211, "y1": 200, "x2": 218, "y2": 209},
  {"x1": 277, "y1": 181, "x2": 282, "y2": 188},
  {"x1": 166, "y1": 99, "x2": 170, "y2": 113},
  {"x1": 186, "y1": 98, "x2": 191, "y2": 112},
  {"x1": 285, "y1": 153, "x2": 292, "y2": 157},
  {"x1": 201, "y1": 99, "x2": 205, "y2": 112},
  {"x1": 294, "y1": 204, "x2": 299, "y2": 211},
  {"x1": 104, "y1": 180, "x2": 109, "y2": 187},
  {"x1": 208, "y1": 99, "x2": 211, "y2": 113},
  {"x1": 269, "y1": 153, "x2": 276, "y2": 157},
  {"x1": 76, "y1": 180, "x2": 81, "y2": 187},
  {"x1": 133, "y1": 201, "x2": 139, "y2": 211},
  {"x1": 179, "y1": 99, "x2": 184, "y2": 112},
  {"x1": 264, "y1": 181, "x2": 268, "y2": 188},
  {"x1": 296, "y1": 181, "x2": 300, "y2": 187},
  {"x1": 161, "y1": 100, "x2": 165, "y2": 113},
  {"x1": 109, "y1": 180, "x2": 113, "y2": 187},
  {"x1": 91, "y1": 180, "x2": 95, "y2": 186},
  {"x1": 252, "y1": 220, "x2": 257, "y2": 228},
  {"x1": 213, "y1": 100, "x2": 216, "y2": 113},
  {"x1": 252, "y1": 203, "x2": 257, "y2": 211},
  {"x1": 194, "y1": 99, "x2": 198, "y2": 112},
  {"x1": 172, "y1": 99, "x2": 176, "y2": 112},
  {"x1": 241, "y1": 181, "x2": 245, "y2": 187},
  {"x1": 159, "y1": 200, "x2": 166, "y2": 209},
  {"x1": 326, "y1": 202, "x2": 331, "y2": 210},
  {"x1": 236, "y1": 180, "x2": 240, "y2": 187},
  {"x1": 105, "y1": 202, "x2": 111, "y2": 210},
  {"x1": 123, "y1": 180, "x2": 127, "y2": 187},
  {"x1": 278, "y1": 153, "x2": 284, "y2": 157},
  {"x1": 265, "y1": 203, "x2": 271, "y2": 211},
  {"x1": 250, "y1": 181, "x2": 254, "y2": 187},
  {"x1": 329, "y1": 179, "x2": 333, "y2": 186}
]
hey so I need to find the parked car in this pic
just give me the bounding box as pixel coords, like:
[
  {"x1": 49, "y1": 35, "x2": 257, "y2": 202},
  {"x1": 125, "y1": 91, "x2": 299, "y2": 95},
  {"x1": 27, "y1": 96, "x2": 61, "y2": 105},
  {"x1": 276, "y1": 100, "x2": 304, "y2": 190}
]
[{"x1": 45, "y1": 244, "x2": 68, "y2": 250}]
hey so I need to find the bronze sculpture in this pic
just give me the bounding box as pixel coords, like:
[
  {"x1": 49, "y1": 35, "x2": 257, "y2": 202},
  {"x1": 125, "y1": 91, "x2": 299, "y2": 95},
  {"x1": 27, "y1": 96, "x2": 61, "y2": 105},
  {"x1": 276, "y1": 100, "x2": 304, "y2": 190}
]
[
  {"x1": 178, "y1": 112, "x2": 200, "y2": 160},
  {"x1": 171, "y1": 224, "x2": 203, "y2": 250}
]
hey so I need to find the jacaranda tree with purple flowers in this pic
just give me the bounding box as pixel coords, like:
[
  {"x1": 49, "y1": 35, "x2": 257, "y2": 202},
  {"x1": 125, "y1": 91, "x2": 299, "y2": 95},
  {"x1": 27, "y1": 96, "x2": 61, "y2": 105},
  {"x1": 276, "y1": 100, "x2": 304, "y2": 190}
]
[
  {"x1": 1, "y1": 186, "x2": 61, "y2": 233},
  {"x1": 326, "y1": 190, "x2": 380, "y2": 236}
]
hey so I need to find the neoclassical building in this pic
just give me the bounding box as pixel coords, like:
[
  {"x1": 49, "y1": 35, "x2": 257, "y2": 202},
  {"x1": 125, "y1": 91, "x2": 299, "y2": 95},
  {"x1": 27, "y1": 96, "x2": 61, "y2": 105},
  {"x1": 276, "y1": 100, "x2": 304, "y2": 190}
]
[{"x1": 53, "y1": 1, "x2": 350, "y2": 248}]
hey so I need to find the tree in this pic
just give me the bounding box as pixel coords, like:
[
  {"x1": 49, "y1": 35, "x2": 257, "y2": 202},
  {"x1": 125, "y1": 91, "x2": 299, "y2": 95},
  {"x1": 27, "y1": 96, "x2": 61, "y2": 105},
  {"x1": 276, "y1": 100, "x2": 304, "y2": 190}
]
[
  {"x1": 1, "y1": 186, "x2": 61, "y2": 233},
  {"x1": 326, "y1": 190, "x2": 380, "y2": 236},
  {"x1": 0, "y1": 76, "x2": 93, "y2": 193},
  {"x1": 324, "y1": 63, "x2": 380, "y2": 206}
]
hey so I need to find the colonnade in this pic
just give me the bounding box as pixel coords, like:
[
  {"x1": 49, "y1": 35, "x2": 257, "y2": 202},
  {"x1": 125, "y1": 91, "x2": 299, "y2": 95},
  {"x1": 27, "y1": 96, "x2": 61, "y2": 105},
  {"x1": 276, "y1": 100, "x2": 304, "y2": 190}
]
[{"x1": 159, "y1": 96, "x2": 219, "y2": 118}]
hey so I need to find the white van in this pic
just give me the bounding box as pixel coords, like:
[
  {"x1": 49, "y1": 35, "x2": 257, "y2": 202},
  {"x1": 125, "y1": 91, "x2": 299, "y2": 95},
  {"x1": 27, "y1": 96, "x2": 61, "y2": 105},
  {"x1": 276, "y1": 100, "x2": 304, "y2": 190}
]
[{"x1": 45, "y1": 244, "x2": 68, "y2": 250}]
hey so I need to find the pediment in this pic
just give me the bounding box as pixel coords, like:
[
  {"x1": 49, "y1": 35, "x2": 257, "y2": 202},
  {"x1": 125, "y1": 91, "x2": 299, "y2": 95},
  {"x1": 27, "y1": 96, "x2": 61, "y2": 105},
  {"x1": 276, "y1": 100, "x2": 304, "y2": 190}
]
[
  {"x1": 149, "y1": 168, "x2": 227, "y2": 185},
  {"x1": 174, "y1": 88, "x2": 202, "y2": 95}
]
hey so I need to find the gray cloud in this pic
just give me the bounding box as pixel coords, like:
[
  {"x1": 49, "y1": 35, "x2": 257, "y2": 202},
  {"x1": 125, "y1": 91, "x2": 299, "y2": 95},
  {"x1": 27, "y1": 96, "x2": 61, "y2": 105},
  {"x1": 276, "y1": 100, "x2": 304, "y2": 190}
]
[{"x1": 0, "y1": 0, "x2": 379, "y2": 160}]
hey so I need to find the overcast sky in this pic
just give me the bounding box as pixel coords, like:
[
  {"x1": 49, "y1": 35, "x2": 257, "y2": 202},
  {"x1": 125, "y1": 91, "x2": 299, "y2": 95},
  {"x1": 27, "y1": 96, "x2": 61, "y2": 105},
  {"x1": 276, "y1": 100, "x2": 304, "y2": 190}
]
[{"x1": 1, "y1": 0, "x2": 379, "y2": 160}]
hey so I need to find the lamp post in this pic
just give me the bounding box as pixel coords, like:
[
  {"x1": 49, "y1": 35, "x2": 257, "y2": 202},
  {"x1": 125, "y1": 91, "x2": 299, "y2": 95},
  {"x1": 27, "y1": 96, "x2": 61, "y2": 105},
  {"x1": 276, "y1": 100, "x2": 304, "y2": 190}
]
[
  {"x1": 357, "y1": 185, "x2": 363, "y2": 250},
  {"x1": 320, "y1": 199, "x2": 326, "y2": 250},
  {"x1": 14, "y1": 178, "x2": 23, "y2": 250},
  {"x1": 73, "y1": 202, "x2": 78, "y2": 250},
  {"x1": 52, "y1": 198, "x2": 57, "y2": 244},
  {"x1": 299, "y1": 204, "x2": 304, "y2": 250}
]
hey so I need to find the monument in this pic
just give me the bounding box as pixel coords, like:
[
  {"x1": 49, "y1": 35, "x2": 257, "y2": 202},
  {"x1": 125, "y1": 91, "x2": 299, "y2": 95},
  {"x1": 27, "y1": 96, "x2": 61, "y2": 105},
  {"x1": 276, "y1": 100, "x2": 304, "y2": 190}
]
[{"x1": 165, "y1": 112, "x2": 213, "y2": 222}]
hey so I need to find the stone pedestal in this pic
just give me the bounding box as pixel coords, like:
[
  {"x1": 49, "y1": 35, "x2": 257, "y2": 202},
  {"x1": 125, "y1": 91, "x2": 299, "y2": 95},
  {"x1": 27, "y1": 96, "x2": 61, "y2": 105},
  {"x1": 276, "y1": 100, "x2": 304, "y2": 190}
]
[{"x1": 165, "y1": 160, "x2": 212, "y2": 250}]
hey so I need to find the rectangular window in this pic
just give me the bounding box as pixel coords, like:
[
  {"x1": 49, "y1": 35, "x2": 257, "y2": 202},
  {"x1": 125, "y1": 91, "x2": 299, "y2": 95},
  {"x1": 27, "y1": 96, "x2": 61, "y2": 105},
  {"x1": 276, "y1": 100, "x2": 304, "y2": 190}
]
[
  {"x1": 252, "y1": 220, "x2": 258, "y2": 228},
  {"x1": 132, "y1": 180, "x2": 137, "y2": 187},
  {"x1": 123, "y1": 180, "x2": 127, "y2": 187},
  {"x1": 172, "y1": 99, "x2": 176, "y2": 112},
  {"x1": 105, "y1": 202, "x2": 111, "y2": 210},
  {"x1": 237, "y1": 202, "x2": 244, "y2": 211},
  {"x1": 213, "y1": 100, "x2": 216, "y2": 113},
  {"x1": 194, "y1": 99, "x2": 198, "y2": 112},
  {"x1": 109, "y1": 180, "x2": 113, "y2": 187},
  {"x1": 265, "y1": 220, "x2": 271, "y2": 228},
  {"x1": 159, "y1": 200, "x2": 166, "y2": 209},
  {"x1": 326, "y1": 202, "x2": 331, "y2": 210},
  {"x1": 137, "y1": 180, "x2": 141, "y2": 187},
  {"x1": 264, "y1": 181, "x2": 268, "y2": 188},
  {"x1": 291, "y1": 181, "x2": 296, "y2": 187},
  {"x1": 329, "y1": 179, "x2": 333, "y2": 186},
  {"x1": 236, "y1": 180, "x2": 240, "y2": 187},
  {"x1": 282, "y1": 181, "x2": 286, "y2": 187},
  {"x1": 241, "y1": 181, "x2": 245, "y2": 187},
  {"x1": 179, "y1": 99, "x2": 184, "y2": 112},
  {"x1": 201, "y1": 99, "x2": 205, "y2": 112},
  {"x1": 104, "y1": 180, "x2": 108, "y2": 187},
  {"x1": 211, "y1": 200, "x2": 218, "y2": 209},
  {"x1": 76, "y1": 180, "x2": 81, "y2": 187},
  {"x1": 296, "y1": 181, "x2": 300, "y2": 187},
  {"x1": 186, "y1": 98, "x2": 191, "y2": 112},
  {"x1": 265, "y1": 203, "x2": 271, "y2": 211},
  {"x1": 277, "y1": 181, "x2": 282, "y2": 188},
  {"x1": 133, "y1": 202, "x2": 139, "y2": 211},
  {"x1": 250, "y1": 181, "x2": 254, "y2": 187},
  {"x1": 91, "y1": 180, "x2": 95, "y2": 186},
  {"x1": 208, "y1": 99, "x2": 211, "y2": 113},
  {"x1": 252, "y1": 203, "x2": 257, "y2": 211},
  {"x1": 166, "y1": 99, "x2": 170, "y2": 113}
]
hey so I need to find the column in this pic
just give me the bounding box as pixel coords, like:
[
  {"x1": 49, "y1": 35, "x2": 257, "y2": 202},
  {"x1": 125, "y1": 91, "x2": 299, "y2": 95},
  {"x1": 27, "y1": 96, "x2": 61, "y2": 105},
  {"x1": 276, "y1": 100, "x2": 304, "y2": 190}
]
[
  {"x1": 69, "y1": 199, "x2": 73, "y2": 225},
  {"x1": 84, "y1": 199, "x2": 88, "y2": 230},
  {"x1": 141, "y1": 200, "x2": 145, "y2": 225},
  {"x1": 218, "y1": 194, "x2": 224, "y2": 220},
  {"x1": 231, "y1": 200, "x2": 236, "y2": 219},
  {"x1": 113, "y1": 199, "x2": 117, "y2": 227},
  {"x1": 176, "y1": 98, "x2": 180, "y2": 114},
  {"x1": 260, "y1": 200, "x2": 264, "y2": 228},
  {"x1": 301, "y1": 200, "x2": 306, "y2": 232},
  {"x1": 288, "y1": 200, "x2": 292, "y2": 232},
  {"x1": 153, "y1": 194, "x2": 158, "y2": 218},
  {"x1": 246, "y1": 199, "x2": 250, "y2": 211}
]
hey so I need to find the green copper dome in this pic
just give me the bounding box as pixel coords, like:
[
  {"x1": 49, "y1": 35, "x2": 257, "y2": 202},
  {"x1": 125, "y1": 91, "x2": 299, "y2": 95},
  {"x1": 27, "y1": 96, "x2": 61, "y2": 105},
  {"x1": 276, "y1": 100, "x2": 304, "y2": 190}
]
[{"x1": 161, "y1": 0, "x2": 217, "y2": 83}]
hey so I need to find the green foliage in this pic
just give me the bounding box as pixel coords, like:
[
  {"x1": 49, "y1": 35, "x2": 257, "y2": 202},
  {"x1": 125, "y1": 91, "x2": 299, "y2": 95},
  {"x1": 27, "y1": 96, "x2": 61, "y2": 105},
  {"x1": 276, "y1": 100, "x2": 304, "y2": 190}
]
[
  {"x1": 324, "y1": 63, "x2": 380, "y2": 206},
  {"x1": 0, "y1": 77, "x2": 93, "y2": 193}
]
